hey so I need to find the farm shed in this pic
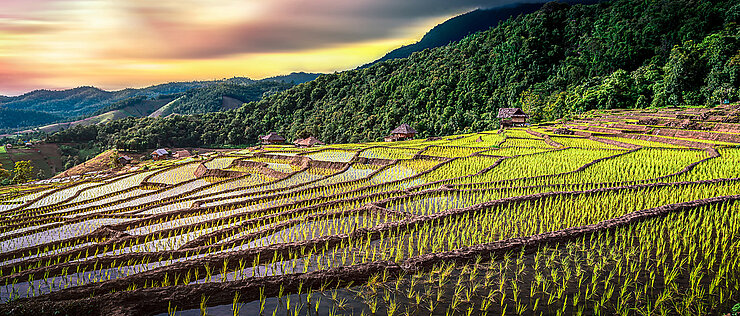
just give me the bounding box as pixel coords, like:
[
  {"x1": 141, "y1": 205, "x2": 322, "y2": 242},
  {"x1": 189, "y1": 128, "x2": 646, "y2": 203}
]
[
  {"x1": 294, "y1": 136, "x2": 325, "y2": 148},
  {"x1": 151, "y1": 148, "x2": 170, "y2": 160},
  {"x1": 117, "y1": 155, "x2": 133, "y2": 165},
  {"x1": 260, "y1": 132, "x2": 286, "y2": 145},
  {"x1": 385, "y1": 123, "x2": 417, "y2": 142},
  {"x1": 498, "y1": 108, "x2": 529, "y2": 127},
  {"x1": 174, "y1": 150, "x2": 191, "y2": 158}
]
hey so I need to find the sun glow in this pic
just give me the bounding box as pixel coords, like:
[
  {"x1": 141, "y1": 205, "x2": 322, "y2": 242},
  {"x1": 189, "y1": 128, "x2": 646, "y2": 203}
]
[{"x1": 0, "y1": 0, "x2": 464, "y2": 95}]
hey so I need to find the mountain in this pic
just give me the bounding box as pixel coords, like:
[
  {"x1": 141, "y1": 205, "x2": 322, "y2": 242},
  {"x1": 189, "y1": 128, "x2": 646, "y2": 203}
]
[
  {"x1": 362, "y1": 3, "x2": 544, "y2": 67},
  {"x1": 0, "y1": 77, "x2": 299, "y2": 133},
  {"x1": 7, "y1": 81, "x2": 293, "y2": 135},
  {"x1": 147, "y1": 82, "x2": 293, "y2": 117},
  {"x1": 49, "y1": 0, "x2": 740, "y2": 150},
  {"x1": 362, "y1": 0, "x2": 600, "y2": 68},
  {"x1": 0, "y1": 108, "x2": 63, "y2": 130}
]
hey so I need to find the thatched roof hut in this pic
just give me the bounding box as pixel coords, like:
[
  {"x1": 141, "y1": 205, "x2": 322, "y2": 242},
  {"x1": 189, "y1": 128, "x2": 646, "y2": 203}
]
[
  {"x1": 151, "y1": 148, "x2": 170, "y2": 160},
  {"x1": 386, "y1": 123, "x2": 417, "y2": 142},
  {"x1": 260, "y1": 132, "x2": 286, "y2": 145},
  {"x1": 497, "y1": 108, "x2": 528, "y2": 118},
  {"x1": 295, "y1": 136, "x2": 325, "y2": 148},
  {"x1": 497, "y1": 108, "x2": 529, "y2": 127},
  {"x1": 391, "y1": 123, "x2": 417, "y2": 135},
  {"x1": 174, "y1": 150, "x2": 191, "y2": 158}
]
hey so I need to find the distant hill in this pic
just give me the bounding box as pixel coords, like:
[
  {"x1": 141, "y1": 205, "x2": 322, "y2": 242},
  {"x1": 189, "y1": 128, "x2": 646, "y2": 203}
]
[
  {"x1": 19, "y1": 96, "x2": 179, "y2": 135},
  {"x1": 362, "y1": 1, "x2": 599, "y2": 68},
  {"x1": 147, "y1": 82, "x2": 293, "y2": 117},
  {"x1": 0, "y1": 76, "x2": 304, "y2": 133},
  {"x1": 0, "y1": 108, "x2": 63, "y2": 130},
  {"x1": 9, "y1": 81, "x2": 293, "y2": 135}
]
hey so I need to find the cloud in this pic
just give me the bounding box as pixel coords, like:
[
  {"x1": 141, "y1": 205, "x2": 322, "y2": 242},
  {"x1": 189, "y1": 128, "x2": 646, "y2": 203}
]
[
  {"x1": 0, "y1": 61, "x2": 51, "y2": 96},
  {"x1": 0, "y1": 0, "x2": 531, "y2": 94},
  {"x1": 0, "y1": 18, "x2": 58, "y2": 35},
  {"x1": 94, "y1": 0, "x2": 519, "y2": 59}
]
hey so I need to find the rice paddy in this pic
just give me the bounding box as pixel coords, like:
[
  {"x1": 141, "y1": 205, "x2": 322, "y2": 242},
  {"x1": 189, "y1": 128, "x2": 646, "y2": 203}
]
[{"x1": 1, "y1": 116, "x2": 739, "y2": 315}]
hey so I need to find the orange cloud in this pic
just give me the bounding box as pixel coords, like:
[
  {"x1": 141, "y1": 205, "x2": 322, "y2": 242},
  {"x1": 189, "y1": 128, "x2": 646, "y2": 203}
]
[
  {"x1": 0, "y1": 61, "x2": 55, "y2": 96},
  {"x1": 0, "y1": 0, "x2": 511, "y2": 94}
]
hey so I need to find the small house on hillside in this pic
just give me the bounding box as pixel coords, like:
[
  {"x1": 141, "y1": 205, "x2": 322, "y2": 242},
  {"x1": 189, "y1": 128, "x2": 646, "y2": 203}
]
[
  {"x1": 497, "y1": 108, "x2": 529, "y2": 127},
  {"x1": 118, "y1": 155, "x2": 133, "y2": 165},
  {"x1": 385, "y1": 124, "x2": 417, "y2": 142},
  {"x1": 151, "y1": 148, "x2": 170, "y2": 160},
  {"x1": 260, "y1": 132, "x2": 286, "y2": 145},
  {"x1": 174, "y1": 150, "x2": 191, "y2": 158},
  {"x1": 294, "y1": 136, "x2": 325, "y2": 148}
]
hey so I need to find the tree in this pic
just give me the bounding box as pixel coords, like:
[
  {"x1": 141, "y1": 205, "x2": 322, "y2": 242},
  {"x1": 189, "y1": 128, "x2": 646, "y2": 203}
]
[
  {"x1": 662, "y1": 41, "x2": 706, "y2": 106},
  {"x1": 0, "y1": 168, "x2": 10, "y2": 184},
  {"x1": 109, "y1": 151, "x2": 122, "y2": 169},
  {"x1": 12, "y1": 161, "x2": 36, "y2": 184}
]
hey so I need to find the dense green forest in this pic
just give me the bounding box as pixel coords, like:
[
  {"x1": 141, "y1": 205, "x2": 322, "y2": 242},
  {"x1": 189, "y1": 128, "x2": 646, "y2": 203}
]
[
  {"x1": 362, "y1": 2, "x2": 546, "y2": 67},
  {"x1": 49, "y1": 0, "x2": 740, "y2": 151},
  {"x1": 159, "y1": 82, "x2": 294, "y2": 115},
  {"x1": 0, "y1": 76, "x2": 307, "y2": 132},
  {"x1": 0, "y1": 109, "x2": 62, "y2": 131}
]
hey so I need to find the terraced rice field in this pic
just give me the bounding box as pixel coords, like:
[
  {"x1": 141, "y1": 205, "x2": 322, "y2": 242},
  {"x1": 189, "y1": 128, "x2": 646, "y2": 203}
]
[{"x1": 1, "y1": 122, "x2": 739, "y2": 315}]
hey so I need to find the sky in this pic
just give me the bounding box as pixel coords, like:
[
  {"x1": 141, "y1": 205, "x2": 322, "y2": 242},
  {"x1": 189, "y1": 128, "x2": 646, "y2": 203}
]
[{"x1": 0, "y1": 0, "x2": 515, "y2": 96}]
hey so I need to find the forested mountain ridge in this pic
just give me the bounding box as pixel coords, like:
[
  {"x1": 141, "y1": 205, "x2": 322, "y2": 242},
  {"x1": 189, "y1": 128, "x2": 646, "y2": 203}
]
[
  {"x1": 49, "y1": 0, "x2": 740, "y2": 150},
  {"x1": 361, "y1": 2, "x2": 592, "y2": 67},
  {"x1": 0, "y1": 73, "x2": 317, "y2": 132},
  {"x1": 0, "y1": 79, "x2": 251, "y2": 117},
  {"x1": 147, "y1": 82, "x2": 294, "y2": 117}
]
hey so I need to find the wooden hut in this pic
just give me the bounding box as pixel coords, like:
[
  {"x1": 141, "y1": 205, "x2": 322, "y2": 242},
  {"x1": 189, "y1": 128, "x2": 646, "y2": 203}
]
[
  {"x1": 294, "y1": 136, "x2": 325, "y2": 148},
  {"x1": 497, "y1": 108, "x2": 529, "y2": 127},
  {"x1": 385, "y1": 124, "x2": 417, "y2": 142},
  {"x1": 174, "y1": 150, "x2": 191, "y2": 158},
  {"x1": 117, "y1": 155, "x2": 133, "y2": 165},
  {"x1": 151, "y1": 148, "x2": 170, "y2": 160},
  {"x1": 260, "y1": 132, "x2": 286, "y2": 145}
]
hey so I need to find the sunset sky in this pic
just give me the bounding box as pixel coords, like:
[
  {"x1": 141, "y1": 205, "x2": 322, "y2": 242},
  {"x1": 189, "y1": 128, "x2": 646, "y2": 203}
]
[{"x1": 0, "y1": 0, "x2": 515, "y2": 96}]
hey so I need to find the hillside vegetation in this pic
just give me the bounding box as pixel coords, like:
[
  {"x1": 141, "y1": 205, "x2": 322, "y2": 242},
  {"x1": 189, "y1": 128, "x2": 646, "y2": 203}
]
[
  {"x1": 361, "y1": 2, "x2": 546, "y2": 67},
  {"x1": 4, "y1": 105, "x2": 740, "y2": 315},
  {"x1": 0, "y1": 109, "x2": 62, "y2": 130},
  {"x1": 1, "y1": 75, "x2": 312, "y2": 133},
  {"x1": 51, "y1": 0, "x2": 740, "y2": 151},
  {"x1": 151, "y1": 82, "x2": 293, "y2": 116}
]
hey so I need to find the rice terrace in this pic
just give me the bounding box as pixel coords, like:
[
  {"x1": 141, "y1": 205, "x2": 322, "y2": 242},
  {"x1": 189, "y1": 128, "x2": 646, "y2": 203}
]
[{"x1": 0, "y1": 105, "x2": 738, "y2": 316}]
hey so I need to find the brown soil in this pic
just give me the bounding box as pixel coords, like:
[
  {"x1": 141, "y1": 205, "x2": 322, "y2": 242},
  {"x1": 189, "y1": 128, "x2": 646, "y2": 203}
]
[{"x1": 53, "y1": 149, "x2": 118, "y2": 179}]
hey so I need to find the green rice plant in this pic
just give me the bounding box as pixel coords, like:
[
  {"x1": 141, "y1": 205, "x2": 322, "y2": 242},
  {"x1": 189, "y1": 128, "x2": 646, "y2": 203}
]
[
  {"x1": 597, "y1": 136, "x2": 687, "y2": 148},
  {"x1": 499, "y1": 138, "x2": 552, "y2": 148},
  {"x1": 549, "y1": 137, "x2": 624, "y2": 149},
  {"x1": 451, "y1": 148, "x2": 620, "y2": 185},
  {"x1": 420, "y1": 146, "x2": 486, "y2": 158},
  {"x1": 305, "y1": 150, "x2": 357, "y2": 162},
  {"x1": 359, "y1": 147, "x2": 418, "y2": 160},
  {"x1": 509, "y1": 148, "x2": 709, "y2": 187}
]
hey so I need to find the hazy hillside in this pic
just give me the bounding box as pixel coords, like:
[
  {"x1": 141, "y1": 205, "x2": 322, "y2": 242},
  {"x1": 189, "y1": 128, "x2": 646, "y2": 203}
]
[
  {"x1": 50, "y1": 0, "x2": 740, "y2": 150},
  {"x1": 148, "y1": 82, "x2": 293, "y2": 117},
  {"x1": 0, "y1": 108, "x2": 62, "y2": 130},
  {"x1": 0, "y1": 75, "x2": 307, "y2": 132}
]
